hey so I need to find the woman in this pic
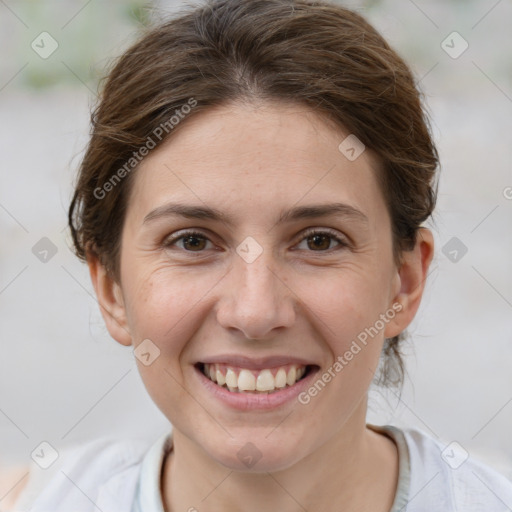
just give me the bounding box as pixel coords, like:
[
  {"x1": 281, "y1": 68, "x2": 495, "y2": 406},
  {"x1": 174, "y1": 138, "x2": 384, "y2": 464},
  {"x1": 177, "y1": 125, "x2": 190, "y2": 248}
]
[{"x1": 9, "y1": 0, "x2": 512, "y2": 510}]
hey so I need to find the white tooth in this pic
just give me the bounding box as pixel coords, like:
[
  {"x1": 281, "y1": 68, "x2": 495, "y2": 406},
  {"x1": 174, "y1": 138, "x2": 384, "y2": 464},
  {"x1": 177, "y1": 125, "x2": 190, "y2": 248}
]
[
  {"x1": 238, "y1": 369, "x2": 256, "y2": 391},
  {"x1": 226, "y1": 368, "x2": 238, "y2": 388},
  {"x1": 286, "y1": 366, "x2": 297, "y2": 386},
  {"x1": 275, "y1": 368, "x2": 287, "y2": 388},
  {"x1": 216, "y1": 368, "x2": 226, "y2": 386},
  {"x1": 256, "y1": 369, "x2": 275, "y2": 391},
  {"x1": 297, "y1": 367, "x2": 305, "y2": 380},
  {"x1": 209, "y1": 365, "x2": 216, "y2": 381}
]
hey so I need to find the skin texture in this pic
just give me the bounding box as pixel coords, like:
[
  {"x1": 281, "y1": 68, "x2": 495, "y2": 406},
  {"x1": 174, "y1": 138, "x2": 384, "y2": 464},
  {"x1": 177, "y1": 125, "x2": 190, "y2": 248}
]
[{"x1": 88, "y1": 101, "x2": 434, "y2": 512}]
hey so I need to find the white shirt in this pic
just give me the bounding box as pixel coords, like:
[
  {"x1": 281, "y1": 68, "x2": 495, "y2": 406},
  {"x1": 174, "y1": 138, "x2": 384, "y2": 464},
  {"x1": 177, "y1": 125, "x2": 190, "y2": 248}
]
[{"x1": 11, "y1": 424, "x2": 512, "y2": 511}]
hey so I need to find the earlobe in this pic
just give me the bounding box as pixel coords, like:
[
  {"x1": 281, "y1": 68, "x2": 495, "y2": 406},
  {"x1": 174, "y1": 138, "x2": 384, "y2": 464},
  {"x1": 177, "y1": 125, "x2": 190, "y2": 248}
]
[
  {"x1": 86, "y1": 252, "x2": 132, "y2": 346},
  {"x1": 384, "y1": 228, "x2": 435, "y2": 339}
]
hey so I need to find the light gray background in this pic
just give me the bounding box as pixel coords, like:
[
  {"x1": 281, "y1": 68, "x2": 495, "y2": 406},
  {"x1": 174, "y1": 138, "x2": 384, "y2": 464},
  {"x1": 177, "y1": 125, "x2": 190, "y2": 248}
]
[{"x1": 1, "y1": 0, "x2": 511, "y2": 486}]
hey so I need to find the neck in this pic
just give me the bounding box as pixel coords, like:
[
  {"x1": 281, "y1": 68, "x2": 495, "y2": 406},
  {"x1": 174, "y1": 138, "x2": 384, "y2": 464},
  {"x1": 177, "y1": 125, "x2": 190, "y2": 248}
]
[{"x1": 161, "y1": 401, "x2": 398, "y2": 512}]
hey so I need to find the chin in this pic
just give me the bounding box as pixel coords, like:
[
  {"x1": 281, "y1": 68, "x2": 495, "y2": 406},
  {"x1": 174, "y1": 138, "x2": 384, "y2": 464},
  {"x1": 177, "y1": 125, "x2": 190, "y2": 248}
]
[{"x1": 206, "y1": 436, "x2": 305, "y2": 473}]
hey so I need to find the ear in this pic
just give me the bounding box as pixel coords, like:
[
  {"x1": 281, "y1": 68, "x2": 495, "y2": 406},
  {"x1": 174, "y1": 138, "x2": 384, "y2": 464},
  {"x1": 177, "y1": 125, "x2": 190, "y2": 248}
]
[
  {"x1": 86, "y1": 252, "x2": 132, "y2": 346},
  {"x1": 384, "y1": 228, "x2": 435, "y2": 338}
]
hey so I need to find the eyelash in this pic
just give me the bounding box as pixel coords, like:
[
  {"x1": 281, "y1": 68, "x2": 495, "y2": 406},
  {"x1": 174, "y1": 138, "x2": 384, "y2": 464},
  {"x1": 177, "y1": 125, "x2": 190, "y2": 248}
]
[{"x1": 163, "y1": 228, "x2": 350, "y2": 254}]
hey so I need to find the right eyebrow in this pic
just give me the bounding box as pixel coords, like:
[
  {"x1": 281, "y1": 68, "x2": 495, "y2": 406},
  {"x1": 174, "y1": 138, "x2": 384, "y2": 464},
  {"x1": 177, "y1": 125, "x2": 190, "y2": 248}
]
[{"x1": 143, "y1": 203, "x2": 232, "y2": 226}]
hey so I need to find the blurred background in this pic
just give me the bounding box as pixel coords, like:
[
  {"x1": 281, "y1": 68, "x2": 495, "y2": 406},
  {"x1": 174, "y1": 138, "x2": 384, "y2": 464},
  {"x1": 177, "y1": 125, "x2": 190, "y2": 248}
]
[{"x1": 1, "y1": 0, "x2": 511, "y2": 496}]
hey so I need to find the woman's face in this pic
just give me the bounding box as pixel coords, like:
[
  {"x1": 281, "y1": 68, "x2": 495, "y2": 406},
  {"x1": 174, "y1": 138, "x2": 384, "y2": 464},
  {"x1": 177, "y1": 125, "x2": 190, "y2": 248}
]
[{"x1": 101, "y1": 101, "x2": 414, "y2": 471}]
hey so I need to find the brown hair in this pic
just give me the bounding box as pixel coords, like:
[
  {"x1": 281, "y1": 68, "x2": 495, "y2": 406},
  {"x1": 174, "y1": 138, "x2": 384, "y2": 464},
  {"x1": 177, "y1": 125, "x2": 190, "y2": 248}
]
[{"x1": 68, "y1": 0, "x2": 439, "y2": 389}]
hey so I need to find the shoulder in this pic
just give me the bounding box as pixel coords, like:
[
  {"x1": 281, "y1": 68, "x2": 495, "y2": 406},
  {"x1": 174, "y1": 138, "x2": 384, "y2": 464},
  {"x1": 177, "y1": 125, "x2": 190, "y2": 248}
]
[
  {"x1": 10, "y1": 435, "x2": 152, "y2": 512},
  {"x1": 400, "y1": 427, "x2": 512, "y2": 512}
]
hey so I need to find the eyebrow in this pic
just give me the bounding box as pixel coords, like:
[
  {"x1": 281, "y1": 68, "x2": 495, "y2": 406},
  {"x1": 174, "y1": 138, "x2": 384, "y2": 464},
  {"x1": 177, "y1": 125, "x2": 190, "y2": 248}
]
[{"x1": 142, "y1": 202, "x2": 368, "y2": 226}]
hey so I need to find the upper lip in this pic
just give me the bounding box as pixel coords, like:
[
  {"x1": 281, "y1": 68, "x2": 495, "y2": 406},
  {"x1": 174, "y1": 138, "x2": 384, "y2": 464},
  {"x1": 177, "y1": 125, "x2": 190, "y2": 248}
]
[{"x1": 197, "y1": 355, "x2": 318, "y2": 370}]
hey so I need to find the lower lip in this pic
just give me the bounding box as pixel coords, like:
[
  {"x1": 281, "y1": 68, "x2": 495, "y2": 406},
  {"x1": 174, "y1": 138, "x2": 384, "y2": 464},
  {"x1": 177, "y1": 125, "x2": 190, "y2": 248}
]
[{"x1": 194, "y1": 364, "x2": 319, "y2": 411}]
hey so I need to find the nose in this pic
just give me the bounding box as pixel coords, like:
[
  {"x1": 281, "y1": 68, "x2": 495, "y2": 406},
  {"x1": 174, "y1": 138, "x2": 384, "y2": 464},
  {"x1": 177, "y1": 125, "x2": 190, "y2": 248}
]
[{"x1": 215, "y1": 250, "x2": 296, "y2": 340}]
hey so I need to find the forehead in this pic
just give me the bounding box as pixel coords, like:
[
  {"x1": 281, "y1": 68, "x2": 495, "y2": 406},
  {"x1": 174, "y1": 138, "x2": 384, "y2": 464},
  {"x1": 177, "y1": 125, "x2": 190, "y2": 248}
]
[{"x1": 128, "y1": 101, "x2": 386, "y2": 223}]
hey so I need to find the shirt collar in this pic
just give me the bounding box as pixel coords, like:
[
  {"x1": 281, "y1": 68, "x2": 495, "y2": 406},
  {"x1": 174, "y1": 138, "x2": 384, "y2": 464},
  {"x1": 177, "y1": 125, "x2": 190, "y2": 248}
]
[{"x1": 131, "y1": 430, "x2": 174, "y2": 512}]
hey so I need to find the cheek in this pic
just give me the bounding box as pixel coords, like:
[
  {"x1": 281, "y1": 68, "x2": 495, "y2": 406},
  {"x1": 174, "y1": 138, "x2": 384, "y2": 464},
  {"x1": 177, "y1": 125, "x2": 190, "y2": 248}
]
[
  {"x1": 305, "y1": 267, "x2": 391, "y2": 347},
  {"x1": 122, "y1": 266, "x2": 209, "y2": 350},
  {"x1": 299, "y1": 271, "x2": 391, "y2": 415},
  {"x1": 122, "y1": 268, "x2": 210, "y2": 415}
]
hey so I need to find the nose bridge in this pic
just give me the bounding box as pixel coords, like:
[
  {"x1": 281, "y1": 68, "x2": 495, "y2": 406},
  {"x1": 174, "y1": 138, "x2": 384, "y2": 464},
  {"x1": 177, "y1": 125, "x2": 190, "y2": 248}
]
[
  {"x1": 216, "y1": 243, "x2": 294, "y2": 338},
  {"x1": 238, "y1": 250, "x2": 279, "y2": 302}
]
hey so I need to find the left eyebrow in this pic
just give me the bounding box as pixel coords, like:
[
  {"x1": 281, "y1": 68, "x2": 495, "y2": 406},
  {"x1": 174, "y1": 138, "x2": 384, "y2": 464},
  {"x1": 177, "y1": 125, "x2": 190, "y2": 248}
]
[
  {"x1": 142, "y1": 202, "x2": 368, "y2": 226},
  {"x1": 277, "y1": 203, "x2": 368, "y2": 225}
]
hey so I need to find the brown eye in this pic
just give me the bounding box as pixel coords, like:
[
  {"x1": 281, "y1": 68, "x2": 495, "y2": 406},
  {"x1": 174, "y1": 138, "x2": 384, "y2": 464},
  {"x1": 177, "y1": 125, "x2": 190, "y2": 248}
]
[
  {"x1": 164, "y1": 231, "x2": 213, "y2": 252},
  {"x1": 295, "y1": 229, "x2": 348, "y2": 252},
  {"x1": 307, "y1": 233, "x2": 332, "y2": 251},
  {"x1": 182, "y1": 234, "x2": 208, "y2": 251}
]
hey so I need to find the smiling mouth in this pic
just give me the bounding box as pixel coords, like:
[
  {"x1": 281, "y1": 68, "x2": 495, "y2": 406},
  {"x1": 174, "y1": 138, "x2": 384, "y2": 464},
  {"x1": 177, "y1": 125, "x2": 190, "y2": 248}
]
[{"x1": 196, "y1": 362, "x2": 316, "y2": 394}]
